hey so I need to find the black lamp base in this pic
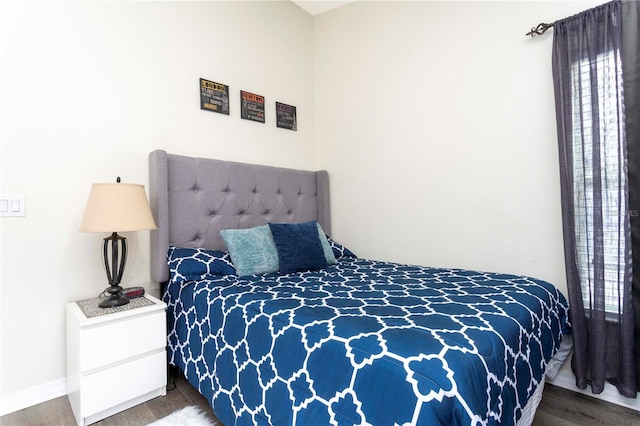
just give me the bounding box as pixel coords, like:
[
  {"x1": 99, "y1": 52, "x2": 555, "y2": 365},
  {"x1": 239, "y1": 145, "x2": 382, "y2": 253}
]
[
  {"x1": 99, "y1": 232, "x2": 130, "y2": 308},
  {"x1": 99, "y1": 286, "x2": 130, "y2": 308}
]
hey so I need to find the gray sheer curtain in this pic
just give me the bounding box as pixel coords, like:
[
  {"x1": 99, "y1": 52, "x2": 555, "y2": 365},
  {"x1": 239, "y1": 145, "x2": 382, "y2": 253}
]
[
  {"x1": 621, "y1": 0, "x2": 640, "y2": 391},
  {"x1": 552, "y1": 0, "x2": 638, "y2": 398}
]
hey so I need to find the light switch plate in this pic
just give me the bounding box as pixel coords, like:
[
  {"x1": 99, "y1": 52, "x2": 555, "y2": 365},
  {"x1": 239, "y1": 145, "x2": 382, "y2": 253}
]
[{"x1": 0, "y1": 195, "x2": 26, "y2": 217}]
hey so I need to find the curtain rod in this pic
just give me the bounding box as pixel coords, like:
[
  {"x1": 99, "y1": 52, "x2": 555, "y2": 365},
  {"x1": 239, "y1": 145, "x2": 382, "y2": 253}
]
[{"x1": 526, "y1": 22, "x2": 554, "y2": 37}]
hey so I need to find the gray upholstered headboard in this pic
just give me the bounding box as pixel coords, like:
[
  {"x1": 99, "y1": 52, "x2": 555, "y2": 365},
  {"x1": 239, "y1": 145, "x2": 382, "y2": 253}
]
[{"x1": 149, "y1": 150, "x2": 331, "y2": 284}]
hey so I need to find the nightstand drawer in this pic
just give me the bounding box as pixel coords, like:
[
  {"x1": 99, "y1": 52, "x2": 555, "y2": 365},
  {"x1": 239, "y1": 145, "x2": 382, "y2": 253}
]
[
  {"x1": 80, "y1": 310, "x2": 165, "y2": 372},
  {"x1": 80, "y1": 349, "x2": 166, "y2": 416},
  {"x1": 67, "y1": 295, "x2": 167, "y2": 426}
]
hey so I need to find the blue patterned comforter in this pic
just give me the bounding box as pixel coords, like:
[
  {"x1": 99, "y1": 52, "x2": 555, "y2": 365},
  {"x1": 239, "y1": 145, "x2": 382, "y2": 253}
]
[{"x1": 165, "y1": 258, "x2": 570, "y2": 426}]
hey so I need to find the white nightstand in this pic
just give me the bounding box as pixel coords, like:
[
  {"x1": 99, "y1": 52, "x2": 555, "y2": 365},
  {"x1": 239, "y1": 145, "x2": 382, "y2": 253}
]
[{"x1": 66, "y1": 294, "x2": 167, "y2": 426}]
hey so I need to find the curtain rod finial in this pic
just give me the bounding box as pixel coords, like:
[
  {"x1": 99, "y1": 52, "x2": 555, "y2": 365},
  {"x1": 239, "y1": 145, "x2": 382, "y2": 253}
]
[{"x1": 526, "y1": 22, "x2": 553, "y2": 37}]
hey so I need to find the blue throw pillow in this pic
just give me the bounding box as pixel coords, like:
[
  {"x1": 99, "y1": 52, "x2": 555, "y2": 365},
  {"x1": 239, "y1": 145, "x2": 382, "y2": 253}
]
[
  {"x1": 220, "y1": 225, "x2": 279, "y2": 276},
  {"x1": 269, "y1": 221, "x2": 328, "y2": 274},
  {"x1": 167, "y1": 246, "x2": 236, "y2": 284}
]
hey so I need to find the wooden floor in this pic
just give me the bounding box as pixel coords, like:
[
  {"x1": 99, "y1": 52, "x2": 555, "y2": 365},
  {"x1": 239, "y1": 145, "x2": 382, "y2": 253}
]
[
  {"x1": 533, "y1": 383, "x2": 640, "y2": 425},
  {"x1": 0, "y1": 374, "x2": 222, "y2": 426},
  {"x1": 2, "y1": 375, "x2": 639, "y2": 425}
]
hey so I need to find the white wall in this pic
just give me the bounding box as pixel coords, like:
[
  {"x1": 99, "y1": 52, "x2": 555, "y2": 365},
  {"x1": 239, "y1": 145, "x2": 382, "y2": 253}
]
[
  {"x1": 0, "y1": 0, "x2": 610, "y2": 414},
  {"x1": 315, "y1": 0, "x2": 601, "y2": 296},
  {"x1": 0, "y1": 0, "x2": 314, "y2": 407}
]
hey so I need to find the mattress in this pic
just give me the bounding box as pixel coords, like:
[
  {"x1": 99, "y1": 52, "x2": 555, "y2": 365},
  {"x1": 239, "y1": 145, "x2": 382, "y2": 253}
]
[{"x1": 164, "y1": 257, "x2": 570, "y2": 425}]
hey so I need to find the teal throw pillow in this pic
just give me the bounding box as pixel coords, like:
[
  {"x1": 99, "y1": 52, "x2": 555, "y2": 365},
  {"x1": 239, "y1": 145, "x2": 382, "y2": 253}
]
[
  {"x1": 316, "y1": 222, "x2": 337, "y2": 265},
  {"x1": 220, "y1": 225, "x2": 279, "y2": 276}
]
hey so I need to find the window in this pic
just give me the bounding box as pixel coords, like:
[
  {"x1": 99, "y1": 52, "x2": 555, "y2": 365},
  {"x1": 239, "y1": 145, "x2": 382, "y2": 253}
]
[{"x1": 571, "y1": 46, "x2": 627, "y2": 314}]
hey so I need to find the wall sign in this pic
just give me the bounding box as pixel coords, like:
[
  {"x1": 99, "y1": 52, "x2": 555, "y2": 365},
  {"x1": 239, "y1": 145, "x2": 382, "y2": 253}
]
[
  {"x1": 276, "y1": 102, "x2": 297, "y2": 131},
  {"x1": 200, "y1": 78, "x2": 229, "y2": 115},
  {"x1": 240, "y1": 90, "x2": 265, "y2": 123}
]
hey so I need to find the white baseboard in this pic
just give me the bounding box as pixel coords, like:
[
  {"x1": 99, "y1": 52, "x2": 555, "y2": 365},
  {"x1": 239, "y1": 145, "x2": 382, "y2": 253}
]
[
  {"x1": 548, "y1": 362, "x2": 640, "y2": 412},
  {"x1": 0, "y1": 378, "x2": 67, "y2": 417}
]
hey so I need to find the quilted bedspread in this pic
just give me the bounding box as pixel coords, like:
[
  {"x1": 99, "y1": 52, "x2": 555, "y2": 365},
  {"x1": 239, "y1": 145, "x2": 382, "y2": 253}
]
[{"x1": 165, "y1": 258, "x2": 570, "y2": 426}]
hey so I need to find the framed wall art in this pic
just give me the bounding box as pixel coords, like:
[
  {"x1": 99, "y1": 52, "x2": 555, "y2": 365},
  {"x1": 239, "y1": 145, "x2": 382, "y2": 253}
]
[
  {"x1": 240, "y1": 90, "x2": 265, "y2": 123},
  {"x1": 276, "y1": 102, "x2": 297, "y2": 131},
  {"x1": 200, "y1": 78, "x2": 230, "y2": 115}
]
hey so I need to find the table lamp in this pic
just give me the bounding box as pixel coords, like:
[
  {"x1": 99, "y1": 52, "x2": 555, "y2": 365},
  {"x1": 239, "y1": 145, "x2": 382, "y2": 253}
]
[{"x1": 80, "y1": 178, "x2": 157, "y2": 308}]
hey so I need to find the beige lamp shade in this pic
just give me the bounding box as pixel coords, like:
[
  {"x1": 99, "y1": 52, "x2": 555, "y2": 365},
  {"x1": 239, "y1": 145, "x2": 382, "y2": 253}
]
[{"x1": 80, "y1": 182, "x2": 157, "y2": 233}]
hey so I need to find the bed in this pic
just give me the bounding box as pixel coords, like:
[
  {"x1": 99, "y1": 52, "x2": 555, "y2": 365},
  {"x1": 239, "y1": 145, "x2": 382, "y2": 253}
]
[{"x1": 149, "y1": 150, "x2": 571, "y2": 426}]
